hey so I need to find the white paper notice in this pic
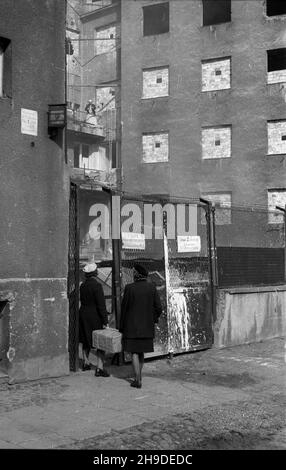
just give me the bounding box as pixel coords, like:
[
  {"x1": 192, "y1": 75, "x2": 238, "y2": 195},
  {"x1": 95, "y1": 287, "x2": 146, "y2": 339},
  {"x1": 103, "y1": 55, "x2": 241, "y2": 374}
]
[
  {"x1": 177, "y1": 235, "x2": 201, "y2": 253},
  {"x1": 122, "y1": 232, "x2": 145, "y2": 250},
  {"x1": 21, "y1": 108, "x2": 38, "y2": 136}
]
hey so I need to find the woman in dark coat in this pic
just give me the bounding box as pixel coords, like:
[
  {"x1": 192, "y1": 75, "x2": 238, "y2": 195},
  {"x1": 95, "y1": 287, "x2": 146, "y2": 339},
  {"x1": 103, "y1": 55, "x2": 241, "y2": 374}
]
[
  {"x1": 79, "y1": 262, "x2": 109, "y2": 377},
  {"x1": 120, "y1": 263, "x2": 162, "y2": 388}
]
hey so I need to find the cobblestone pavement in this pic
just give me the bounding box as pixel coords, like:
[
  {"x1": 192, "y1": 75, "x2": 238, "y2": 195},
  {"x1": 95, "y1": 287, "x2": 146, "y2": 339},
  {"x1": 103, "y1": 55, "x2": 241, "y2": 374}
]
[
  {"x1": 0, "y1": 338, "x2": 285, "y2": 450},
  {"x1": 59, "y1": 393, "x2": 286, "y2": 450},
  {"x1": 0, "y1": 380, "x2": 69, "y2": 413}
]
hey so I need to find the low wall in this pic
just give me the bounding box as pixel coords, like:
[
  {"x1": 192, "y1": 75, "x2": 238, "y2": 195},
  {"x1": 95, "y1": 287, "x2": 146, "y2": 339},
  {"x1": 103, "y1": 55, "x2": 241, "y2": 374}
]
[
  {"x1": 0, "y1": 278, "x2": 69, "y2": 384},
  {"x1": 214, "y1": 285, "x2": 286, "y2": 348}
]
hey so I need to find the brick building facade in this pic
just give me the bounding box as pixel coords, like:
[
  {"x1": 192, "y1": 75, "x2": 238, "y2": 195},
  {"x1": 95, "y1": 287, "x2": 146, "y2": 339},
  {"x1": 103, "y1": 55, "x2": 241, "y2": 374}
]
[{"x1": 120, "y1": 0, "x2": 286, "y2": 214}]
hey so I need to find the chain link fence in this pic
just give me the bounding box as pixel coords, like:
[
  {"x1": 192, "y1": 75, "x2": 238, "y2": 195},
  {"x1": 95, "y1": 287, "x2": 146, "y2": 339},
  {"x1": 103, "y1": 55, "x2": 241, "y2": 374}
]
[{"x1": 214, "y1": 205, "x2": 285, "y2": 288}]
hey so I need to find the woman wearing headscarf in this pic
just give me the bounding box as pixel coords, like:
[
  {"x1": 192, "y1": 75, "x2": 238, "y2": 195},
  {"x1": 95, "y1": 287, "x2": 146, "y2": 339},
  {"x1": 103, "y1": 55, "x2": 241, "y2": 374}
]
[
  {"x1": 79, "y1": 262, "x2": 110, "y2": 377},
  {"x1": 120, "y1": 263, "x2": 162, "y2": 388}
]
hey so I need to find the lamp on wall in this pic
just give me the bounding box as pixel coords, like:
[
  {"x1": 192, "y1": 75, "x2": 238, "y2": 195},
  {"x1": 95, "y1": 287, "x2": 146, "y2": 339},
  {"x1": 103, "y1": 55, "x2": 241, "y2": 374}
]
[
  {"x1": 48, "y1": 104, "x2": 66, "y2": 129},
  {"x1": 48, "y1": 104, "x2": 66, "y2": 149}
]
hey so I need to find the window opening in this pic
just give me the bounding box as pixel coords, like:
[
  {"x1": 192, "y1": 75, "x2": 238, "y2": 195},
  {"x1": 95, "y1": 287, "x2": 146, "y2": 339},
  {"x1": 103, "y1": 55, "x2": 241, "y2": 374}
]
[
  {"x1": 202, "y1": 0, "x2": 231, "y2": 26},
  {"x1": 266, "y1": 0, "x2": 286, "y2": 16},
  {"x1": 143, "y1": 2, "x2": 169, "y2": 36},
  {"x1": 267, "y1": 48, "x2": 286, "y2": 72},
  {"x1": 0, "y1": 36, "x2": 11, "y2": 98}
]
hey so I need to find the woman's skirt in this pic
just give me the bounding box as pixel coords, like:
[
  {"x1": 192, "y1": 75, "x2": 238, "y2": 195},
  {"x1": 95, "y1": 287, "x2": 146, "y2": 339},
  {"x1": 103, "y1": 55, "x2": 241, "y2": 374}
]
[{"x1": 122, "y1": 338, "x2": 154, "y2": 353}]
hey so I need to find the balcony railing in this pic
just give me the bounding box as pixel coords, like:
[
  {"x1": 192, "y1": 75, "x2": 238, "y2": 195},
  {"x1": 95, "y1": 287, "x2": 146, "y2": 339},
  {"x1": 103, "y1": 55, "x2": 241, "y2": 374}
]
[
  {"x1": 67, "y1": 108, "x2": 105, "y2": 138},
  {"x1": 71, "y1": 167, "x2": 119, "y2": 188}
]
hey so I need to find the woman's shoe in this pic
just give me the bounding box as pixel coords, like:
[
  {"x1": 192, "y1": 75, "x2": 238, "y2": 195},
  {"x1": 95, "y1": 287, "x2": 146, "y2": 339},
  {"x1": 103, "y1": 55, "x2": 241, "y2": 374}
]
[
  {"x1": 130, "y1": 380, "x2": 142, "y2": 389},
  {"x1": 82, "y1": 364, "x2": 91, "y2": 371},
  {"x1": 94, "y1": 368, "x2": 110, "y2": 377}
]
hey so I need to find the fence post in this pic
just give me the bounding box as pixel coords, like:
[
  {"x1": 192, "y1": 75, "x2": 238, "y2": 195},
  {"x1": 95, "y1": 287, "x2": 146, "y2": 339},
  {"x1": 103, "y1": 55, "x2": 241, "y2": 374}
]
[
  {"x1": 200, "y1": 198, "x2": 217, "y2": 334},
  {"x1": 275, "y1": 204, "x2": 286, "y2": 283}
]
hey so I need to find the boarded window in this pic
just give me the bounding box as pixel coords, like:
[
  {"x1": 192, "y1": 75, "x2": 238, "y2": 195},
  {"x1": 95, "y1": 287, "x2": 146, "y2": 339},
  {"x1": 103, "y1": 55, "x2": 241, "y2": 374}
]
[
  {"x1": 95, "y1": 24, "x2": 116, "y2": 55},
  {"x1": 202, "y1": 126, "x2": 231, "y2": 159},
  {"x1": 267, "y1": 120, "x2": 286, "y2": 154},
  {"x1": 142, "y1": 67, "x2": 169, "y2": 99},
  {"x1": 267, "y1": 48, "x2": 286, "y2": 84},
  {"x1": 142, "y1": 132, "x2": 169, "y2": 163},
  {"x1": 0, "y1": 36, "x2": 12, "y2": 98},
  {"x1": 202, "y1": 0, "x2": 231, "y2": 26},
  {"x1": 266, "y1": 0, "x2": 286, "y2": 16},
  {"x1": 143, "y1": 3, "x2": 169, "y2": 36},
  {"x1": 202, "y1": 57, "x2": 231, "y2": 92},
  {"x1": 201, "y1": 193, "x2": 232, "y2": 225},
  {"x1": 268, "y1": 189, "x2": 286, "y2": 223}
]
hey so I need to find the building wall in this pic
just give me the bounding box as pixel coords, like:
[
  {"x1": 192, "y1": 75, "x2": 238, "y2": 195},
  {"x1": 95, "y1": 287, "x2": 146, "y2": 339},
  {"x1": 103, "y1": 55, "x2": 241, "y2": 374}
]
[
  {"x1": 81, "y1": 8, "x2": 119, "y2": 108},
  {"x1": 214, "y1": 286, "x2": 286, "y2": 347},
  {"x1": 0, "y1": 0, "x2": 69, "y2": 383},
  {"x1": 120, "y1": 0, "x2": 286, "y2": 203}
]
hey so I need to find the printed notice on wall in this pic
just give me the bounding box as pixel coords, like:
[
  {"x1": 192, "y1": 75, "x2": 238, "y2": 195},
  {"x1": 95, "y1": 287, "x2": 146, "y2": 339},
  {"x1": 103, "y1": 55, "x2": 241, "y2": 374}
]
[
  {"x1": 177, "y1": 235, "x2": 201, "y2": 253},
  {"x1": 21, "y1": 108, "x2": 38, "y2": 136},
  {"x1": 122, "y1": 232, "x2": 145, "y2": 250}
]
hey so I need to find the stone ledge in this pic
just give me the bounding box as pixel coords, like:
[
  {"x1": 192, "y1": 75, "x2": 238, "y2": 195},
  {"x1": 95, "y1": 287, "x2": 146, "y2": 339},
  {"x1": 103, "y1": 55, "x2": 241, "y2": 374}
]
[{"x1": 219, "y1": 285, "x2": 286, "y2": 295}]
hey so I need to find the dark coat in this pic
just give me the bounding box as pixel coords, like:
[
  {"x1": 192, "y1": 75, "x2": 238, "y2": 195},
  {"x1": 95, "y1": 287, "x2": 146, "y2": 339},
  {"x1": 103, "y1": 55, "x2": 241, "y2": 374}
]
[
  {"x1": 79, "y1": 277, "x2": 108, "y2": 351},
  {"x1": 120, "y1": 279, "x2": 162, "y2": 339}
]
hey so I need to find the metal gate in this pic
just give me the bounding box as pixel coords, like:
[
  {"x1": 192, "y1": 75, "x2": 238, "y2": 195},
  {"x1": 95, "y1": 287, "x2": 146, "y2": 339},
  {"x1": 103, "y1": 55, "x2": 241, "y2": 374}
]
[
  {"x1": 68, "y1": 182, "x2": 79, "y2": 371},
  {"x1": 164, "y1": 201, "x2": 213, "y2": 353},
  {"x1": 120, "y1": 196, "x2": 214, "y2": 357}
]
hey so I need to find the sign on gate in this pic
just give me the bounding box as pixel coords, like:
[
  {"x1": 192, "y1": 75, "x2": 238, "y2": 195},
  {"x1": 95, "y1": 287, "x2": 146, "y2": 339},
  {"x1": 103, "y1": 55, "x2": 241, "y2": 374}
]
[
  {"x1": 122, "y1": 232, "x2": 145, "y2": 250},
  {"x1": 177, "y1": 235, "x2": 201, "y2": 253}
]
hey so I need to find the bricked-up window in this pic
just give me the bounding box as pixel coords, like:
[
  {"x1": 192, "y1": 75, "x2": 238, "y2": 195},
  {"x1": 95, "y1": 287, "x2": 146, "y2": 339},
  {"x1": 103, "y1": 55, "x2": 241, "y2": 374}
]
[
  {"x1": 142, "y1": 132, "x2": 169, "y2": 163},
  {"x1": 267, "y1": 48, "x2": 286, "y2": 84},
  {"x1": 266, "y1": 1, "x2": 286, "y2": 16},
  {"x1": 268, "y1": 189, "x2": 286, "y2": 224},
  {"x1": 0, "y1": 36, "x2": 11, "y2": 98},
  {"x1": 202, "y1": 0, "x2": 231, "y2": 26},
  {"x1": 202, "y1": 57, "x2": 231, "y2": 92},
  {"x1": 202, "y1": 193, "x2": 232, "y2": 225},
  {"x1": 202, "y1": 126, "x2": 231, "y2": 159},
  {"x1": 95, "y1": 24, "x2": 116, "y2": 55},
  {"x1": 267, "y1": 120, "x2": 286, "y2": 154},
  {"x1": 142, "y1": 67, "x2": 169, "y2": 99},
  {"x1": 96, "y1": 87, "x2": 115, "y2": 110},
  {"x1": 143, "y1": 3, "x2": 169, "y2": 36}
]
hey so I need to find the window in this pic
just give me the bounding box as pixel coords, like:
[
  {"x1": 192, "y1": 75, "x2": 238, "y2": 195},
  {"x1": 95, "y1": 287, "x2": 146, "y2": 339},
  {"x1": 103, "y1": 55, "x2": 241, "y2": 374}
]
[
  {"x1": 268, "y1": 189, "x2": 286, "y2": 224},
  {"x1": 74, "y1": 144, "x2": 80, "y2": 168},
  {"x1": 142, "y1": 67, "x2": 169, "y2": 99},
  {"x1": 202, "y1": 0, "x2": 231, "y2": 26},
  {"x1": 95, "y1": 24, "x2": 116, "y2": 55},
  {"x1": 202, "y1": 126, "x2": 231, "y2": 159},
  {"x1": 266, "y1": 1, "x2": 286, "y2": 17},
  {"x1": 267, "y1": 48, "x2": 286, "y2": 84},
  {"x1": 142, "y1": 132, "x2": 169, "y2": 163},
  {"x1": 73, "y1": 143, "x2": 90, "y2": 168},
  {"x1": 201, "y1": 193, "x2": 232, "y2": 225},
  {"x1": 0, "y1": 36, "x2": 11, "y2": 98},
  {"x1": 202, "y1": 57, "x2": 231, "y2": 92},
  {"x1": 82, "y1": 144, "x2": 89, "y2": 159},
  {"x1": 267, "y1": 120, "x2": 286, "y2": 154},
  {"x1": 143, "y1": 3, "x2": 169, "y2": 36}
]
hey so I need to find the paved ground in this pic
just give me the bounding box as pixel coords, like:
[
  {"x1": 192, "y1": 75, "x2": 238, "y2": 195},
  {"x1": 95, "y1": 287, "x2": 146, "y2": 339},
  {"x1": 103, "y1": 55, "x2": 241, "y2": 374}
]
[{"x1": 0, "y1": 337, "x2": 285, "y2": 450}]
